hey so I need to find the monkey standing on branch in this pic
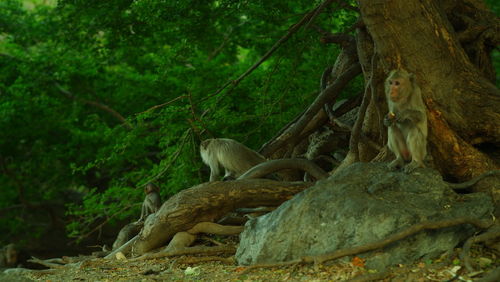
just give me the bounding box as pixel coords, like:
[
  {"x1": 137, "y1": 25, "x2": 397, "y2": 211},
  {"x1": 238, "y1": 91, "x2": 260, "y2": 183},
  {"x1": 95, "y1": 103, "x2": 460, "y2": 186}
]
[
  {"x1": 137, "y1": 183, "x2": 161, "y2": 222},
  {"x1": 383, "y1": 69, "x2": 428, "y2": 173},
  {"x1": 200, "y1": 138, "x2": 266, "y2": 181}
]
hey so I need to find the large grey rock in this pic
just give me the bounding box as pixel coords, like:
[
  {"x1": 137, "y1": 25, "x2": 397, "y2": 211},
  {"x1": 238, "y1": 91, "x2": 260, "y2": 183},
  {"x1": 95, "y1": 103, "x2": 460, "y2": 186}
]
[{"x1": 236, "y1": 163, "x2": 493, "y2": 269}]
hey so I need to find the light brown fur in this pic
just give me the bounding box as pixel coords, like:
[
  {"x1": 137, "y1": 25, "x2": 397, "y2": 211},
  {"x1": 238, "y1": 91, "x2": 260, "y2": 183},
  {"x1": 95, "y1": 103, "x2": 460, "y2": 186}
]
[
  {"x1": 200, "y1": 138, "x2": 266, "y2": 181},
  {"x1": 384, "y1": 69, "x2": 428, "y2": 173},
  {"x1": 138, "y1": 183, "x2": 161, "y2": 222}
]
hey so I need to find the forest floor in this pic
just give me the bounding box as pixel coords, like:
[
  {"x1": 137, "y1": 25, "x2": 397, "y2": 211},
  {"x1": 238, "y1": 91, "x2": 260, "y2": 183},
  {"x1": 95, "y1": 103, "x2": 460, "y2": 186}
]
[{"x1": 2, "y1": 245, "x2": 499, "y2": 281}]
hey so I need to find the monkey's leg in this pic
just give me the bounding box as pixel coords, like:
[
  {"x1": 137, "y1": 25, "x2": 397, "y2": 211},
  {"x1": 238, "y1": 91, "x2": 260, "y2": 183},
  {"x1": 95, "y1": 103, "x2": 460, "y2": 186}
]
[
  {"x1": 137, "y1": 203, "x2": 147, "y2": 222},
  {"x1": 209, "y1": 165, "x2": 221, "y2": 182},
  {"x1": 387, "y1": 126, "x2": 407, "y2": 170},
  {"x1": 222, "y1": 169, "x2": 237, "y2": 181},
  {"x1": 403, "y1": 128, "x2": 427, "y2": 173}
]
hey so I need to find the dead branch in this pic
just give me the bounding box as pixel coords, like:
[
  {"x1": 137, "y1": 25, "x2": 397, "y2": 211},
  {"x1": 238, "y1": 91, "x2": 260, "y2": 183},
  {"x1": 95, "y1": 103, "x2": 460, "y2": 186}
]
[
  {"x1": 28, "y1": 257, "x2": 66, "y2": 269},
  {"x1": 131, "y1": 245, "x2": 236, "y2": 261},
  {"x1": 260, "y1": 64, "x2": 362, "y2": 156},
  {"x1": 241, "y1": 217, "x2": 493, "y2": 274},
  {"x1": 55, "y1": 83, "x2": 132, "y2": 129},
  {"x1": 238, "y1": 158, "x2": 329, "y2": 180}
]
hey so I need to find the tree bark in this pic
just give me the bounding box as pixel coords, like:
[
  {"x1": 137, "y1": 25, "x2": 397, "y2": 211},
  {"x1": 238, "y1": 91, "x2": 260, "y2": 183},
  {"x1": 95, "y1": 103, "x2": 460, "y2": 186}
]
[
  {"x1": 357, "y1": 0, "x2": 500, "y2": 181},
  {"x1": 131, "y1": 179, "x2": 311, "y2": 256}
]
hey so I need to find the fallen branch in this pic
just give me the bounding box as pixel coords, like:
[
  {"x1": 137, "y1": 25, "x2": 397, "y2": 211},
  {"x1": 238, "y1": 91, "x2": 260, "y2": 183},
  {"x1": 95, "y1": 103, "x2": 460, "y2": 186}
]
[
  {"x1": 28, "y1": 257, "x2": 66, "y2": 269},
  {"x1": 241, "y1": 217, "x2": 493, "y2": 274}
]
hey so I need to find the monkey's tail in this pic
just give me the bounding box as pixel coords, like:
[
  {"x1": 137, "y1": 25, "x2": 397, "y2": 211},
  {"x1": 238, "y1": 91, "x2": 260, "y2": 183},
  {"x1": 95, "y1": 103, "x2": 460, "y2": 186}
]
[{"x1": 448, "y1": 170, "x2": 500, "y2": 190}]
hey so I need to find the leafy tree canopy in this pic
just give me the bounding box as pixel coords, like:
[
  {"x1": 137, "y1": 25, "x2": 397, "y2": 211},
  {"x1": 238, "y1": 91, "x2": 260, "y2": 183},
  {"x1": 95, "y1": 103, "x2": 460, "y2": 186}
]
[{"x1": 0, "y1": 0, "x2": 498, "y2": 245}]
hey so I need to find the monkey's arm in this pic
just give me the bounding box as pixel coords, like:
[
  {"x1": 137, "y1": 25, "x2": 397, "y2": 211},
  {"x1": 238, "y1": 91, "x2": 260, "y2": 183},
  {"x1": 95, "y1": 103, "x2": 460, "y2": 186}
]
[
  {"x1": 383, "y1": 112, "x2": 397, "y2": 127},
  {"x1": 396, "y1": 109, "x2": 425, "y2": 125}
]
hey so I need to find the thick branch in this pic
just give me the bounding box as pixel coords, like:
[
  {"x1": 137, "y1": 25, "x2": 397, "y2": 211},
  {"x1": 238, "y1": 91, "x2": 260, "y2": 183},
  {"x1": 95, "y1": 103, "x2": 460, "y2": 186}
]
[
  {"x1": 55, "y1": 83, "x2": 132, "y2": 129},
  {"x1": 260, "y1": 64, "x2": 362, "y2": 156},
  {"x1": 131, "y1": 180, "x2": 312, "y2": 256}
]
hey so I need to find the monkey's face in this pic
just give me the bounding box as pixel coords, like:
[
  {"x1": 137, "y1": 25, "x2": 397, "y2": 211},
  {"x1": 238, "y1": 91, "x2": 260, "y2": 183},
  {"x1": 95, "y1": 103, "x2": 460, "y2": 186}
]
[
  {"x1": 144, "y1": 184, "x2": 159, "y2": 194},
  {"x1": 388, "y1": 78, "x2": 406, "y2": 103}
]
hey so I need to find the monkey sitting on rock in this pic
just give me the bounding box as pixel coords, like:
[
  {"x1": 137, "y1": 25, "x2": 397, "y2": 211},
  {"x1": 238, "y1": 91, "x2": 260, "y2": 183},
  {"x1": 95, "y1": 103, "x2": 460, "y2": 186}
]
[{"x1": 383, "y1": 69, "x2": 428, "y2": 173}]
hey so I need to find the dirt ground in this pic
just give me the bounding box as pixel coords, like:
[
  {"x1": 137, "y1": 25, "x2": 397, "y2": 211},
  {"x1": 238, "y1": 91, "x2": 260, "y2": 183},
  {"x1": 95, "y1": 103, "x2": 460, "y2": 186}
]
[{"x1": 1, "y1": 245, "x2": 499, "y2": 282}]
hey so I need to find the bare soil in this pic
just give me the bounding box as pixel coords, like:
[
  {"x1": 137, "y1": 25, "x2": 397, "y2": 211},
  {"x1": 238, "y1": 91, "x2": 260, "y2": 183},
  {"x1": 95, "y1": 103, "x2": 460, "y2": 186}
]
[{"x1": 2, "y1": 245, "x2": 498, "y2": 281}]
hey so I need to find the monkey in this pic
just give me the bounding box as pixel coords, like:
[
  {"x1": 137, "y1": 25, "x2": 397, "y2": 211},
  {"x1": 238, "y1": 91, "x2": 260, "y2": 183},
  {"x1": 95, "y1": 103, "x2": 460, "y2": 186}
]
[
  {"x1": 137, "y1": 183, "x2": 161, "y2": 222},
  {"x1": 200, "y1": 138, "x2": 266, "y2": 181},
  {"x1": 0, "y1": 244, "x2": 18, "y2": 268},
  {"x1": 383, "y1": 69, "x2": 428, "y2": 173}
]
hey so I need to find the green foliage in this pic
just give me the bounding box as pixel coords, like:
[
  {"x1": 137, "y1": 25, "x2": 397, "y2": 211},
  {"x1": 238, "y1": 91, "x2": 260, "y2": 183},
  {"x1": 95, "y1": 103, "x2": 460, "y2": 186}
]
[
  {"x1": 0, "y1": 0, "x2": 361, "y2": 243},
  {"x1": 0, "y1": 0, "x2": 497, "y2": 245}
]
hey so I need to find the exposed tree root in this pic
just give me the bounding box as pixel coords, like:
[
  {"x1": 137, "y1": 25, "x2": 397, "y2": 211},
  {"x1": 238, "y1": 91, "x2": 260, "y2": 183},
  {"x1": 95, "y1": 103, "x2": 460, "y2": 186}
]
[
  {"x1": 477, "y1": 266, "x2": 500, "y2": 282},
  {"x1": 187, "y1": 222, "x2": 244, "y2": 235},
  {"x1": 460, "y1": 226, "x2": 500, "y2": 272},
  {"x1": 448, "y1": 170, "x2": 500, "y2": 190},
  {"x1": 240, "y1": 217, "x2": 493, "y2": 274},
  {"x1": 260, "y1": 64, "x2": 362, "y2": 157},
  {"x1": 238, "y1": 158, "x2": 329, "y2": 180},
  {"x1": 165, "y1": 232, "x2": 197, "y2": 252},
  {"x1": 130, "y1": 245, "x2": 236, "y2": 261},
  {"x1": 165, "y1": 222, "x2": 243, "y2": 252},
  {"x1": 131, "y1": 180, "x2": 311, "y2": 256}
]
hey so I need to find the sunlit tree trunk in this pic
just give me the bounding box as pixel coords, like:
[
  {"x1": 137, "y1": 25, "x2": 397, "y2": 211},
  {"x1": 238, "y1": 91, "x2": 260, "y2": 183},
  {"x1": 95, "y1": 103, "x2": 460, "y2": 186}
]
[{"x1": 356, "y1": 0, "x2": 499, "y2": 185}]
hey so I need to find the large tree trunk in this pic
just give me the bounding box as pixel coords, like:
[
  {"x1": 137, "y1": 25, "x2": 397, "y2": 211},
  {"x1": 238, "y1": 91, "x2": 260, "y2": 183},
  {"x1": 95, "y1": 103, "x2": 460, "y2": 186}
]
[{"x1": 357, "y1": 0, "x2": 500, "y2": 182}]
